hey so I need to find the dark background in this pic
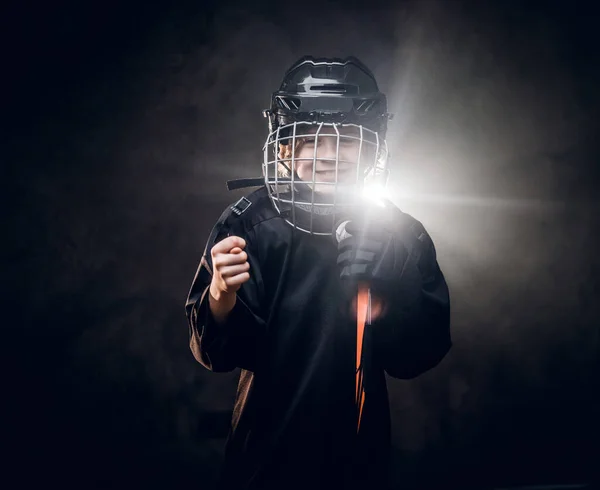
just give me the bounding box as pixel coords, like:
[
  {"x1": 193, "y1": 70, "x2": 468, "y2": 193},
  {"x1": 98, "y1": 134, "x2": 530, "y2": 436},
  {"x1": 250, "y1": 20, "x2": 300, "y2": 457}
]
[{"x1": 3, "y1": 0, "x2": 599, "y2": 488}]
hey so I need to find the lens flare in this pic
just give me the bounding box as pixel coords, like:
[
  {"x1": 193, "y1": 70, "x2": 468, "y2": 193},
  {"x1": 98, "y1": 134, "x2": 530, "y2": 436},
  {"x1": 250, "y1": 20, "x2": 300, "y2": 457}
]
[{"x1": 361, "y1": 183, "x2": 388, "y2": 207}]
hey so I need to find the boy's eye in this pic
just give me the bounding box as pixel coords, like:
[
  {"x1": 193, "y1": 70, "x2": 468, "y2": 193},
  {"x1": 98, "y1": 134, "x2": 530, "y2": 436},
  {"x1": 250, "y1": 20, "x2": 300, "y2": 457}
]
[{"x1": 301, "y1": 137, "x2": 355, "y2": 145}]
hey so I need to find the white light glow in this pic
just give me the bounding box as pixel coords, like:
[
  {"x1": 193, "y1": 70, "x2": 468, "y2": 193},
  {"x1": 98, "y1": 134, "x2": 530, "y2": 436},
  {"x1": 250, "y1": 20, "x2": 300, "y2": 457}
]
[{"x1": 361, "y1": 183, "x2": 388, "y2": 207}]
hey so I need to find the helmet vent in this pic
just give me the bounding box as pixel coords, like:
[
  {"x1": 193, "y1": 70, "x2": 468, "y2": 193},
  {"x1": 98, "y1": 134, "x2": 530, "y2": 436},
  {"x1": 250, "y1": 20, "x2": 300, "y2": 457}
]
[
  {"x1": 276, "y1": 96, "x2": 301, "y2": 111},
  {"x1": 353, "y1": 98, "x2": 378, "y2": 113},
  {"x1": 309, "y1": 84, "x2": 358, "y2": 95}
]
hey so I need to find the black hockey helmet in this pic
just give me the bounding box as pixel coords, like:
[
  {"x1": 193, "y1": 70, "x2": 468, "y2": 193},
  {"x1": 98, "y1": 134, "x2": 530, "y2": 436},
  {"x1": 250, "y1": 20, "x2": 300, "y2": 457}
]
[
  {"x1": 258, "y1": 56, "x2": 393, "y2": 235},
  {"x1": 263, "y1": 56, "x2": 391, "y2": 140}
]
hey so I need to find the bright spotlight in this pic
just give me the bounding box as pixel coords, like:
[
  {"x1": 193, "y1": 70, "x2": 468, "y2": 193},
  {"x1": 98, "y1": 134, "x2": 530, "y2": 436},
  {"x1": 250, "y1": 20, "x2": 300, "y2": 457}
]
[{"x1": 361, "y1": 183, "x2": 388, "y2": 207}]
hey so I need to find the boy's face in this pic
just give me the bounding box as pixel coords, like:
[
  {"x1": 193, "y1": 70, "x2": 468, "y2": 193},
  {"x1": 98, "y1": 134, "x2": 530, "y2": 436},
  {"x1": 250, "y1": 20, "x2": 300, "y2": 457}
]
[{"x1": 293, "y1": 125, "x2": 368, "y2": 194}]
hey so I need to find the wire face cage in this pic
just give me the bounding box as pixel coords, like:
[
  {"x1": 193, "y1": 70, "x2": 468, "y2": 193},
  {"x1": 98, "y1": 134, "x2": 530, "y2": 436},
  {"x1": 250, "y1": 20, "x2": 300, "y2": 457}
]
[{"x1": 263, "y1": 121, "x2": 389, "y2": 236}]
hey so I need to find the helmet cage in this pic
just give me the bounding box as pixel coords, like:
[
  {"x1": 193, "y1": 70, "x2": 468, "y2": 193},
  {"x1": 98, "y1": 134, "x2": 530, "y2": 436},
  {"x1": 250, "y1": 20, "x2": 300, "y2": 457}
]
[{"x1": 262, "y1": 120, "x2": 389, "y2": 235}]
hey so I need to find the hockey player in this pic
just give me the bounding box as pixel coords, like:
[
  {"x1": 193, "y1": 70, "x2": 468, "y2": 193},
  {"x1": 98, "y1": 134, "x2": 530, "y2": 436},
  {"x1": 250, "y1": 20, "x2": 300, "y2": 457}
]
[{"x1": 185, "y1": 56, "x2": 451, "y2": 490}]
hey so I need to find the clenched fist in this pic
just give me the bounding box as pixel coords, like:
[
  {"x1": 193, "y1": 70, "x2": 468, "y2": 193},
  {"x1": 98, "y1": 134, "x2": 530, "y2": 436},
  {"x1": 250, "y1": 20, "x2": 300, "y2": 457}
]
[{"x1": 208, "y1": 236, "x2": 250, "y2": 322}]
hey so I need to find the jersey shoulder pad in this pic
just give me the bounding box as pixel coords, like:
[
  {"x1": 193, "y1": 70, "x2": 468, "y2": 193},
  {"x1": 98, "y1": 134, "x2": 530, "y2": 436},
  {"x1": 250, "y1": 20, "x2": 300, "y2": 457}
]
[
  {"x1": 213, "y1": 186, "x2": 278, "y2": 240},
  {"x1": 231, "y1": 186, "x2": 278, "y2": 226}
]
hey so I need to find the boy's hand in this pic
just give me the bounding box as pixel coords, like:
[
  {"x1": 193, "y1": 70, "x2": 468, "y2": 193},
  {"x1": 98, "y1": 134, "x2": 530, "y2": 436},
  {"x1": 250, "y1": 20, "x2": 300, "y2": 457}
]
[
  {"x1": 208, "y1": 236, "x2": 250, "y2": 322},
  {"x1": 209, "y1": 236, "x2": 250, "y2": 299}
]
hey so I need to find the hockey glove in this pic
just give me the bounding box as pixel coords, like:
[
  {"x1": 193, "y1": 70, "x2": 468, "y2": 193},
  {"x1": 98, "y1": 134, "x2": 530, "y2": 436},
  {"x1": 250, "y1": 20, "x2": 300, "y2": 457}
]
[{"x1": 336, "y1": 218, "x2": 409, "y2": 294}]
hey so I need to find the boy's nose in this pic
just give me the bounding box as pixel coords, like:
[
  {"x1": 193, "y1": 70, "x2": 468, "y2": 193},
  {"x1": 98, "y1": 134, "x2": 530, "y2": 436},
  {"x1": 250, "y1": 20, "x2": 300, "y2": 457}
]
[{"x1": 315, "y1": 136, "x2": 339, "y2": 159}]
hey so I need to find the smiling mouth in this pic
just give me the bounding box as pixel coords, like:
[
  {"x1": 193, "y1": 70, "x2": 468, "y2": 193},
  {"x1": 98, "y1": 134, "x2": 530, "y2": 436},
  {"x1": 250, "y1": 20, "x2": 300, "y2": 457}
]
[
  {"x1": 316, "y1": 166, "x2": 355, "y2": 174},
  {"x1": 315, "y1": 168, "x2": 355, "y2": 179}
]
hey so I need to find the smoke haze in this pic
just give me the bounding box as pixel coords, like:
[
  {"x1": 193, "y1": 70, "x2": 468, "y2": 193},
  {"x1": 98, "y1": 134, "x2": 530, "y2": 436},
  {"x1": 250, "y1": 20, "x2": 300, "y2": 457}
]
[{"x1": 4, "y1": 1, "x2": 598, "y2": 488}]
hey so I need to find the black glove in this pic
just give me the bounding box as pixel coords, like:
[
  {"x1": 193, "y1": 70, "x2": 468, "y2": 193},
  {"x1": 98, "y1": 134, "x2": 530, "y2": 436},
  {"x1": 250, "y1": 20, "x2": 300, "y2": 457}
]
[{"x1": 336, "y1": 218, "x2": 408, "y2": 294}]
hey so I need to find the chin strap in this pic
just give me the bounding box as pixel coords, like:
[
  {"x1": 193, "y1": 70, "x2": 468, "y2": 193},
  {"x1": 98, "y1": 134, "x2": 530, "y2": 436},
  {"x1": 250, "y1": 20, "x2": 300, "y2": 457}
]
[
  {"x1": 226, "y1": 178, "x2": 265, "y2": 191},
  {"x1": 226, "y1": 174, "x2": 304, "y2": 192}
]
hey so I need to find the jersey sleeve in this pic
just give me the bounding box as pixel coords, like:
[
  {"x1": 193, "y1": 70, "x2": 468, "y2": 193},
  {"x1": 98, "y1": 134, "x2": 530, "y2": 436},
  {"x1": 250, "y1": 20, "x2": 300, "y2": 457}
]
[
  {"x1": 185, "y1": 207, "x2": 266, "y2": 373},
  {"x1": 373, "y1": 211, "x2": 452, "y2": 379}
]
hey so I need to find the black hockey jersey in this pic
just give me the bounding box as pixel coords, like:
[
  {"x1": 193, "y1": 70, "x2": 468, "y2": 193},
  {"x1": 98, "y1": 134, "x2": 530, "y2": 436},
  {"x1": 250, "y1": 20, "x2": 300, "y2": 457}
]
[{"x1": 185, "y1": 186, "x2": 451, "y2": 490}]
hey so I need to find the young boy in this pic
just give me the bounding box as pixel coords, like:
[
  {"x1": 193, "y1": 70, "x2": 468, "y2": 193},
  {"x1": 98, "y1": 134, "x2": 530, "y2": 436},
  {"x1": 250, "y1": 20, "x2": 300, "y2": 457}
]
[{"x1": 185, "y1": 56, "x2": 451, "y2": 490}]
